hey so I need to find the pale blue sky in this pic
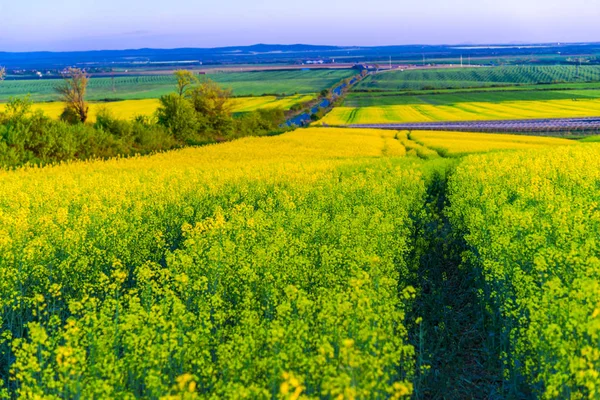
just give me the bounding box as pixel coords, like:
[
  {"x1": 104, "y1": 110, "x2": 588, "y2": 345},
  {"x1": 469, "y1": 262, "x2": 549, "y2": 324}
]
[{"x1": 0, "y1": 0, "x2": 598, "y2": 51}]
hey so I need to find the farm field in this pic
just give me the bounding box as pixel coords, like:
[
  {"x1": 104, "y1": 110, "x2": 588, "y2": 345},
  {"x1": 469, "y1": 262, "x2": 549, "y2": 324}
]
[
  {"x1": 356, "y1": 65, "x2": 600, "y2": 91},
  {"x1": 1, "y1": 123, "x2": 596, "y2": 398},
  {"x1": 0, "y1": 127, "x2": 428, "y2": 398},
  {"x1": 0, "y1": 69, "x2": 355, "y2": 102},
  {"x1": 332, "y1": 67, "x2": 600, "y2": 126},
  {"x1": 344, "y1": 88, "x2": 600, "y2": 107},
  {"x1": 229, "y1": 94, "x2": 316, "y2": 112},
  {"x1": 0, "y1": 95, "x2": 315, "y2": 121},
  {"x1": 408, "y1": 130, "x2": 575, "y2": 156},
  {"x1": 321, "y1": 98, "x2": 600, "y2": 124},
  {"x1": 352, "y1": 81, "x2": 600, "y2": 98},
  {"x1": 5, "y1": 0, "x2": 600, "y2": 397}
]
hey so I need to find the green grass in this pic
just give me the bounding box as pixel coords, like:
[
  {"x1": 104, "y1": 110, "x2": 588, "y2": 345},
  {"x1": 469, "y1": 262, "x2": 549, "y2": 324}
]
[
  {"x1": 356, "y1": 66, "x2": 600, "y2": 92},
  {"x1": 351, "y1": 82, "x2": 600, "y2": 100},
  {"x1": 345, "y1": 88, "x2": 600, "y2": 107},
  {"x1": 580, "y1": 135, "x2": 600, "y2": 142},
  {"x1": 0, "y1": 69, "x2": 355, "y2": 102}
]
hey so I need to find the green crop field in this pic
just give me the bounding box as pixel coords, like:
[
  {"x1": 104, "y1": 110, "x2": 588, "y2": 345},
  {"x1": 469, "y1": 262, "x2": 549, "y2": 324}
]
[
  {"x1": 0, "y1": 69, "x2": 354, "y2": 102},
  {"x1": 345, "y1": 88, "x2": 600, "y2": 107},
  {"x1": 350, "y1": 81, "x2": 600, "y2": 99},
  {"x1": 356, "y1": 65, "x2": 600, "y2": 91},
  {"x1": 581, "y1": 135, "x2": 600, "y2": 142}
]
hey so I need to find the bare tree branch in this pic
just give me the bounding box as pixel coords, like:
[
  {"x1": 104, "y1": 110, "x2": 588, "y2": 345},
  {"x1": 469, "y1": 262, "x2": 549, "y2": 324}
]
[{"x1": 56, "y1": 68, "x2": 89, "y2": 123}]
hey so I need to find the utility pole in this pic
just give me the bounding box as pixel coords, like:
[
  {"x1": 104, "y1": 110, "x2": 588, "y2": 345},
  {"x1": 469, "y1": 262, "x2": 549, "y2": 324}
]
[
  {"x1": 460, "y1": 55, "x2": 463, "y2": 68},
  {"x1": 389, "y1": 56, "x2": 392, "y2": 70}
]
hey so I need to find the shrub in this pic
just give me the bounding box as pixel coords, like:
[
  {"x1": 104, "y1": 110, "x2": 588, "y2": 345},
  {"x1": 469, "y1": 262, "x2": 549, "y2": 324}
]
[{"x1": 156, "y1": 93, "x2": 200, "y2": 142}]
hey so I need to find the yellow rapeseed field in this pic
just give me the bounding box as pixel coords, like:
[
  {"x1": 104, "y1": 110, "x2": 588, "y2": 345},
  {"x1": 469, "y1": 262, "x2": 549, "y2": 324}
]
[
  {"x1": 0, "y1": 127, "x2": 422, "y2": 398},
  {"x1": 0, "y1": 94, "x2": 315, "y2": 122},
  {"x1": 408, "y1": 130, "x2": 575, "y2": 156},
  {"x1": 321, "y1": 99, "x2": 600, "y2": 124},
  {"x1": 0, "y1": 123, "x2": 592, "y2": 398},
  {"x1": 0, "y1": 99, "x2": 160, "y2": 121},
  {"x1": 230, "y1": 94, "x2": 315, "y2": 112}
]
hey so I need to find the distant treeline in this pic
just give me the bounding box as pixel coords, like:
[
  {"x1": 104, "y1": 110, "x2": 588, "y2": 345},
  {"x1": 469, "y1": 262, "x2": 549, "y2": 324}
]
[{"x1": 0, "y1": 70, "x2": 288, "y2": 168}]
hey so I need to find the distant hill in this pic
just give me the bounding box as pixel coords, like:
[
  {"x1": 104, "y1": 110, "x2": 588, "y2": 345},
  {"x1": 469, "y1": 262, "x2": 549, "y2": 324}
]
[
  {"x1": 1, "y1": 43, "x2": 599, "y2": 70},
  {"x1": 0, "y1": 44, "x2": 350, "y2": 69}
]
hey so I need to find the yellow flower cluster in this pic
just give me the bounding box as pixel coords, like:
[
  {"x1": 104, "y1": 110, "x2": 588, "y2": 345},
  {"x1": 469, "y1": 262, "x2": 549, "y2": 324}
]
[{"x1": 448, "y1": 144, "x2": 600, "y2": 397}]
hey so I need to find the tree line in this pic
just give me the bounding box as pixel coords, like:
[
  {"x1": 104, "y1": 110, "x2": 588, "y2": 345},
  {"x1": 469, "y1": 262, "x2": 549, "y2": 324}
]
[{"x1": 0, "y1": 69, "x2": 287, "y2": 168}]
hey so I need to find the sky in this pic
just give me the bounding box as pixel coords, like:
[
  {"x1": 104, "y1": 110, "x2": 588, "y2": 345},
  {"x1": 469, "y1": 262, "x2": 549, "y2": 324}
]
[{"x1": 0, "y1": 0, "x2": 598, "y2": 52}]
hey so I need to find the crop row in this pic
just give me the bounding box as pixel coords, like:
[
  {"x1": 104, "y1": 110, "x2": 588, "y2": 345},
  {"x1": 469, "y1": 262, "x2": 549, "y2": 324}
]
[
  {"x1": 357, "y1": 66, "x2": 600, "y2": 91},
  {"x1": 447, "y1": 146, "x2": 600, "y2": 397}
]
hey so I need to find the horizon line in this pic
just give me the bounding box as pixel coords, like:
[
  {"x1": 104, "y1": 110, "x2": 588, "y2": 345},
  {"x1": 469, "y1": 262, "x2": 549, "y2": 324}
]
[{"x1": 1, "y1": 41, "x2": 599, "y2": 55}]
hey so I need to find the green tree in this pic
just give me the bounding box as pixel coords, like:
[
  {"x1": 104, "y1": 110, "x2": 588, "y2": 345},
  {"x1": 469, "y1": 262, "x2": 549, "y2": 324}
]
[
  {"x1": 1, "y1": 96, "x2": 33, "y2": 121},
  {"x1": 189, "y1": 78, "x2": 234, "y2": 136},
  {"x1": 56, "y1": 68, "x2": 90, "y2": 123},
  {"x1": 234, "y1": 108, "x2": 286, "y2": 139},
  {"x1": 174, "y1": 70, "x2": 199, "y2": 98},
  {"x1": 156, "y1": 93, "x2": 199, "y2": 142},
  {"x1": 0, "y1": 66, "x2": 6, "y2": 82}
]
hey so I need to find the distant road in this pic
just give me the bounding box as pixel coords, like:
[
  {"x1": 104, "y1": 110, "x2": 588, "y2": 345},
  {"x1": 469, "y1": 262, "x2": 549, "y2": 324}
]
[{"x1": 342, "y1": 117, "x2": 600, "y2": 133}]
